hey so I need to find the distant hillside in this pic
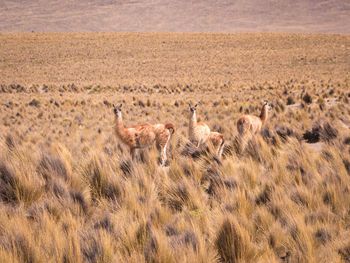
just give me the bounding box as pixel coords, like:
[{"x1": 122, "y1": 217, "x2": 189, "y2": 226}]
[{"x1": 0, "y1": 0, "x2": 349, "y2": 33}]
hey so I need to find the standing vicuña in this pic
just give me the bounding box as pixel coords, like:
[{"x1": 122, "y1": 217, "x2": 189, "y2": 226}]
[
  {"x1": 113, "y1": 104, "x2": 175, "y2": 166},
  {"x1": 188, "y1": 103, "x2": 225, "y2": 157},
  {"x1": 237, "y1": 101, "x2": 272, "y2": 135}
]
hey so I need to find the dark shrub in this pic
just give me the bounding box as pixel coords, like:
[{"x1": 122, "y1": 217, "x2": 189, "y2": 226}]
[
  {"x1": 29, "y1": 98, "x2": 40, "y2": 107},
  {"x1": 339, "y1": 245, "x2": 350, "y2": 262},
  {"x1": 287, "y1": 96, "x2": 295, "y2": 105},
  {"x1": 103, "y1": 100, "x2": 111, "y2": 107},
  {"x1": 343, "y1": 159, "x2": 350, "y2": 175},
  {"x1": 344, "y1": 137, "x2": 350, "y2": 145},
  {"x1": 302, "y1": 92, "x2": 312, "y2": 104},
  {"x1": 256, "y1": 184, "x2": 274, "y2": 205},
  {"x1": 138, "y1": 100, "x2": 145, "y2": 107},
  {"x1": 314, "y1": 228, "x2": 331, "y2": 245},
  {"x1": 304, "y1": 121, "x2": 338, "y2": 144}
]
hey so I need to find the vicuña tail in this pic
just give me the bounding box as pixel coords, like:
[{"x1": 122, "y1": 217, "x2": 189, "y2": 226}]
[{"x1": 165, "y1": 123, "x2": 176, "y2": 135}]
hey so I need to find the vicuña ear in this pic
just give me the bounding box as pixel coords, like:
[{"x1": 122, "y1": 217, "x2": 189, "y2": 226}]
[
  {"x1": 119, "y1": 104, "x2": 123, "y2": 109},
  {"x1": 188, "y1": 103, "x2": 192, "y2": 108},
  {"x1": 113, "y1": 104, "x2": 116, "y2": 108}
]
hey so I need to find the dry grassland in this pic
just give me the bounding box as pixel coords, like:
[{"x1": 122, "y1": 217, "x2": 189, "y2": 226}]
[
  {"x1": 0, "y1": 33, "x2": 350, "y2": 262},
  {"x1": 1, "y1": 33, "x2": 349, "y2": 87}
]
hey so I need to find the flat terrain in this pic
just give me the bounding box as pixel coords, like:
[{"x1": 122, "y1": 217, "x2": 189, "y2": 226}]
[
  {"x1": 0, "y1": 33, "x2": 350, "y2": 262},
  {"x1": 1, "y1": 0, "x2": 350, "y2": 33},
  {"x1": 1, "y1": 33, "x2": 349, "y2": 87}
]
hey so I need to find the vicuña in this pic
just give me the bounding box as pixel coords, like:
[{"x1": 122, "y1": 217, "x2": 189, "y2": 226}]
[
  {"x1": 237, "y1": 101, "x2": 272, "y2": 135},
  {"x1": 113, "y1": 104, "x2": 175, "y2": 166},
  {"x1": 188, "y1": 103, "x2": 225, "y2": 157}
]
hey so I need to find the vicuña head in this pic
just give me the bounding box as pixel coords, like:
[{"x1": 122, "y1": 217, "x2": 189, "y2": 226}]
[
  {"x1": 237, "y1": 101, "x2": 272, "y2": 135},
  {"x1": 113, "y1": 103, "x2": 175, "y2": 166},
  {"x1": 188, "y1": 102, "x2": 199, "y2": 113},
  {"x1": 113, "y1": 103, "x2": 122, "y2": 117}
]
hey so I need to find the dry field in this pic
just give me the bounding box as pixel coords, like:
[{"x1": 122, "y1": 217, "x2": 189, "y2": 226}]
[{"x1": 0, "y1": 33, "x2": 350, "y2": 262}]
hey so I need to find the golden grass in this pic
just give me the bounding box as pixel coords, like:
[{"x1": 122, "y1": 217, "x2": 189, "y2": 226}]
[{"x1": 0, "y1": 33, "x2": 350, "y2": 262}]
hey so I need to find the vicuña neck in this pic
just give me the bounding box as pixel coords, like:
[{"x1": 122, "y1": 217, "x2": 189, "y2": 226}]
[
  {"x1": 190, "y1": 112, "x2": 197, "y2": 126},
  {"x1": 260, "y1": 105, "x2": 268, "y2": 125},
  {"x1": 115, "y1": 114, "x2": 126, "y2": 136},
  {"x1": 189, "y1": 111, "x2": 197, "y2": 130}
]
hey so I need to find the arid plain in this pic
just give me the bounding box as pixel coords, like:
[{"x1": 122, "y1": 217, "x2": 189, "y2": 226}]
[{"x1": 0, "y1": 33, "x2": 350, "y2": 262}]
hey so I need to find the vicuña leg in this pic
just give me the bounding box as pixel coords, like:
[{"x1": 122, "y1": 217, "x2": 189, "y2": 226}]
[
  {"x1": 157, "y1": 132, "x2": 171, "y2": 167},
  {"x1": 130, "y1": 148, "x2": 136, "y2": 161},
  {"x1": 217, "y1": 139, "x2": 224, "y2": 158}
]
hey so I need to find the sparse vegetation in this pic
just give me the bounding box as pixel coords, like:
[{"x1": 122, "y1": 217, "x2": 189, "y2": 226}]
[{"x1": 0, "y1": 33, "x2": 350, "y2": 262}]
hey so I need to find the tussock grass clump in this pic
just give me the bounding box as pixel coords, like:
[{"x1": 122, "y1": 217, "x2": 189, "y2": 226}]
[
  {"x1": 319, "y1": 122, "x2": 338, "y2": 142},
  {"x1": 165, "y1": 180, "x2": 192, "y2": 212},
  {"x1": 80, "y1": 230, "x2": 115, "y2": 263},
  {"x1": 144, "y1": 231, "x2": 175, "y2": 263},
  {"x1": 207, "y1": 175, "x2": 237, "y2": 198},
  {"x1": 38, "y1": 153, "x2": 69, "y2": 181},
  {"x1": 288, "y1": 220, "x2": 314, "y2": 262},
  {"x1": 275, "y1": 125, "x2": 300, "y2": 142},
  {"x1": 205, "y1": 163, "x2": 237, "y2": 198},
  {"x1": 255, "y1": 184, "x2": 274, "y2": 205},
  {"x1": 244, "y1": 136, "x2": 267, "y2": 163},
  {"x1": 215, "y1": 218, "x2": 258, "y2": 262},
  {"x1": 4, "y1": 134, "x2": 19, "y2": 150},
  {"x1": 83, "y1": 157, "x2": 124, "y2": 203},
  {"x1": 119, "y1": 159, "x2": 134, "y2": 176},
  {"x1": 0, "y1": 161, "x2": 44, "y2": 205},
  {"x1": 181, "y1": 142, "x2": 210, "y2": 159}
]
